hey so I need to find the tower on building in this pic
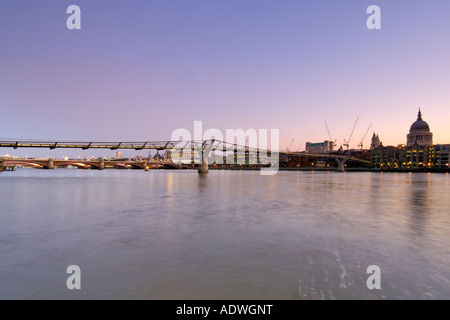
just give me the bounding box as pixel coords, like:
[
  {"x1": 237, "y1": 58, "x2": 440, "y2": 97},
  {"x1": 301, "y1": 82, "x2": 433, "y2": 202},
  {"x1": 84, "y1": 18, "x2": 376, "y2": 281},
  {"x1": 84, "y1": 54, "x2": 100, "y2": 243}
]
[{"x1": 370, "y1": 133, "x2": 381, "y2": 149}]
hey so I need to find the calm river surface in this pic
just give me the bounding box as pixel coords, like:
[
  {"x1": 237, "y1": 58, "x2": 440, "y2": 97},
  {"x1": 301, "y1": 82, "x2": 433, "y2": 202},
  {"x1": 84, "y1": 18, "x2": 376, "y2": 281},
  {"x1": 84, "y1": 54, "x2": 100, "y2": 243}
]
[{"x1": 1, "y1": 169, "x2": 449, "y2": 299}]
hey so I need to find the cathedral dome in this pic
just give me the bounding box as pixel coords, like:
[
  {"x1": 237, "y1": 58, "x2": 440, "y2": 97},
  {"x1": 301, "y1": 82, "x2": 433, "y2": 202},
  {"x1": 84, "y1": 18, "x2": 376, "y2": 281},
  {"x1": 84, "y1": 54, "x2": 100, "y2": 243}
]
[
  {"x1": 410, "y1": 110, "x2": 430, "y2": 132},
  {"x1": 406, "y1": 109, "x2": 433, "y2": 146}
]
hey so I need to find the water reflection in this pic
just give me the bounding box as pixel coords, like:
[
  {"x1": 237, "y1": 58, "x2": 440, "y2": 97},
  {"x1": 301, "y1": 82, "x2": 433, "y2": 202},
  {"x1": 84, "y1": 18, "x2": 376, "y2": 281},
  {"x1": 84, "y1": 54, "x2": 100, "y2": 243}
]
[
  {"x1": 408, "y1": 175, "x2": 430, "y2": 237},
  {"x1": 369, "y1": 173, "x2": 382, "y2": 215},
  {"x1": 197, "y1": 172, "x2": 208, "y2": 193}
]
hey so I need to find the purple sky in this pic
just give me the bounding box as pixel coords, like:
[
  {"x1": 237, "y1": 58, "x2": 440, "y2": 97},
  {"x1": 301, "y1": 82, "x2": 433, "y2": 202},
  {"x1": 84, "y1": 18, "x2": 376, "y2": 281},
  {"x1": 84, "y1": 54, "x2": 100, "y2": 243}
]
[{"x1": 1, "y1": 1, "x2": 450, "y2": 158}]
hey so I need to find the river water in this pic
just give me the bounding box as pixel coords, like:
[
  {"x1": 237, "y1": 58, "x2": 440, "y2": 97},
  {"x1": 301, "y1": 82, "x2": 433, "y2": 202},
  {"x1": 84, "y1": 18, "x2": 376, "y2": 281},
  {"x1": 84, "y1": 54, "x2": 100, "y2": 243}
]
[{"x1": 0, "y1": 169, "x2": 449, "y2": 299}]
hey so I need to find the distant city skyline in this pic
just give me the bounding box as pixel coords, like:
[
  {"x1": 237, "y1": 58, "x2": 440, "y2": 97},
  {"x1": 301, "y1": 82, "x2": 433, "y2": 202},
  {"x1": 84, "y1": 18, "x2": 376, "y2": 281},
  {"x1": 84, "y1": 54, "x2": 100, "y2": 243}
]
[{"x1": 1, "y1": 1, "x2": 450, "y2": 158}]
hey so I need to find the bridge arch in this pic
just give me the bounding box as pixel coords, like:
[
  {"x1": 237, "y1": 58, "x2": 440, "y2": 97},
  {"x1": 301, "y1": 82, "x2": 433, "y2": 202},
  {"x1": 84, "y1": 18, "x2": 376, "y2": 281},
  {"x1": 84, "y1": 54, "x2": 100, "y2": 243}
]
[
  {"x1": 5, "y1": 161, "x2": 44, "y2": 168},
  {"x1": 56, "y1": 162, "x2": 88, "y2": 168}
]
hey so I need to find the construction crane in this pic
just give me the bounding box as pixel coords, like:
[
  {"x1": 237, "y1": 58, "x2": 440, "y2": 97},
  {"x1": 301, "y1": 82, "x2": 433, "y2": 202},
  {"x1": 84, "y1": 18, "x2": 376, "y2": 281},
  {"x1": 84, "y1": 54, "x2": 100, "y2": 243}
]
[
  {"x1": 324, "y1": 121, "x2": 337, "y2": 147},
  {"x1": 343, "y1": 117, "x2": 359, "y2": 150},
  {"x1": 358, "y1": 124, "x2": 372, "y2": 149},
  {"x1": 286, "y1": 139, "x2": 294, "y2": 153},
  {"x1": 296, "y1": 140, "x2": 303, "y2": 152}
]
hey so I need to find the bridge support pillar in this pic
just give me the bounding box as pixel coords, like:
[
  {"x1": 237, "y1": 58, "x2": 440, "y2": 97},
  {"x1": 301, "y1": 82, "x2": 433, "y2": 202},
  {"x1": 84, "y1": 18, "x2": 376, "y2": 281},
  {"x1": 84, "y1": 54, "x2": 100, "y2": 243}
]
[
  {"x1": 198, "y1": 159, "x2": 209, "y2": 174},
  {"x1": 196, "y1": 141, "x2": 216, "y2": 174},
  {"x1": 336, "y1": 158, "x2": 347, "y2": 172},
  {"x1": 143, "y1": 160, "x2": 149, "y2": 171},
  {"x1": 46, "y1": 159, "x2": 54, "y2": 170}
]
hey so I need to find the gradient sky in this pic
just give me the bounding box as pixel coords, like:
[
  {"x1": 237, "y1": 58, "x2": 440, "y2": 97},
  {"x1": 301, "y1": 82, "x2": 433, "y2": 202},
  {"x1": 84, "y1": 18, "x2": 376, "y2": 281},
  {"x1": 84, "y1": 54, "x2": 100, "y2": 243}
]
[{"x1": 1, "y1": 0, "x2": 450, "y2": 158}]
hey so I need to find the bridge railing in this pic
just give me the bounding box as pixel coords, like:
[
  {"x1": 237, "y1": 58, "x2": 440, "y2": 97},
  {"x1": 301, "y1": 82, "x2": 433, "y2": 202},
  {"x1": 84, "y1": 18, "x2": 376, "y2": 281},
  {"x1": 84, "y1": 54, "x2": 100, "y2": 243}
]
[{"x1": 0, "y1": 138, "x2": 368, "y2": 164}]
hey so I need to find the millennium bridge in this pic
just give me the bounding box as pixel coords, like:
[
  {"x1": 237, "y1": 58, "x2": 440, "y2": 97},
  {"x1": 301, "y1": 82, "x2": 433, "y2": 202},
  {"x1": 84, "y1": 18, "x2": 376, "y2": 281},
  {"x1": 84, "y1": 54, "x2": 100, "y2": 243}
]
[{"x1": 0, "y1": 139, "x2": 370, "y2": 173}]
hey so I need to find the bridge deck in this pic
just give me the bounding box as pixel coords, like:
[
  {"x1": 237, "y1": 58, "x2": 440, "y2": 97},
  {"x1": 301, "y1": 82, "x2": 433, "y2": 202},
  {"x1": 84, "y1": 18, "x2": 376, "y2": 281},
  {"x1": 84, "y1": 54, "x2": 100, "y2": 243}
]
[
  {"x1": 0, "y1": 139, "x2": 370, "y2": 164},
  {"x1": 0, "y1": 140, "x2": 181, "y2": 150}
]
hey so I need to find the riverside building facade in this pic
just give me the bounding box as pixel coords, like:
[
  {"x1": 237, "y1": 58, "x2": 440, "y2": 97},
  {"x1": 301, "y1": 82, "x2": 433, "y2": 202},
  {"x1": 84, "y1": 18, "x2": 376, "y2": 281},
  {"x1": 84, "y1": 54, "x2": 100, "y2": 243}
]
[{"x1": 371, "y1": 109, "x2": 449, "y2": 169}]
